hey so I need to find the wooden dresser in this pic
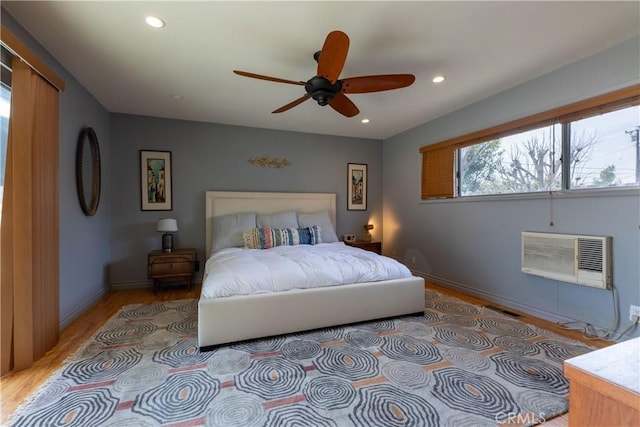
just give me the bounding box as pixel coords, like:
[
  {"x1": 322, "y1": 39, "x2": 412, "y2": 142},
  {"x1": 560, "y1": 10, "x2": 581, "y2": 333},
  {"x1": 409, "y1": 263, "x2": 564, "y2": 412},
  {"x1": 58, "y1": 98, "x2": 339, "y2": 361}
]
[
  {"x1": 148, "y1": 248, "x2": 196, "y2": 294},
  {"x1": 564, "y1": 337, "x2": 640, "y2": 426}
]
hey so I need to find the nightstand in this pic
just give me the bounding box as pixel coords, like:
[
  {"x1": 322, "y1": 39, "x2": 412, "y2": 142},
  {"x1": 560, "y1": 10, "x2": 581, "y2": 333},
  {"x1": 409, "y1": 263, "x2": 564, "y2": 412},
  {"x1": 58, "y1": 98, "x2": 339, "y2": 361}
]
[
  {"x1": 148, "y1": 248, "x2": 196, "y2": 294},
  {"x1": 345, "y1": 241, "x2": 382, "y2": 255}
]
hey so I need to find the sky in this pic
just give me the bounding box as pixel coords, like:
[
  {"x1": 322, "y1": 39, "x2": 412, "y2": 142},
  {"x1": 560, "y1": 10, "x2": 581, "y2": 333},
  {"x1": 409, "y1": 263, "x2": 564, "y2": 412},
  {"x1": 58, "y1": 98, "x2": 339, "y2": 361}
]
[{"x1": 497, "y1": 105, "x2": 639, "y2": 187}]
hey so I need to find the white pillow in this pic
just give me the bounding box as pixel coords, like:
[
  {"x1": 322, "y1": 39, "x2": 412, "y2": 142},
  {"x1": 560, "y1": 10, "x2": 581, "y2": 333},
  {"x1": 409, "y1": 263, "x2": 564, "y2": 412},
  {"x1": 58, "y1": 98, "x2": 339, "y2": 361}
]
[
  {"x1": 212, "y1": 212, "x2": 256, "y2": 252},
  {"x1": 256, "y1": 211, "x2": 298, "y2": 228},
  {"x1": 297, "y1": 210, "x2": 338, "y2": 243}
]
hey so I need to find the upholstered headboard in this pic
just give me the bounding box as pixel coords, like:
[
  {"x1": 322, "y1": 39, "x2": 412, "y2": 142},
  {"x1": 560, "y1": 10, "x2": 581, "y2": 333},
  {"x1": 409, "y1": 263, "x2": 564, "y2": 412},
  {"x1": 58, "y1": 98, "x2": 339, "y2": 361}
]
[{"x1": 205, "y1": 191, "x2": 336, "y2": 256}]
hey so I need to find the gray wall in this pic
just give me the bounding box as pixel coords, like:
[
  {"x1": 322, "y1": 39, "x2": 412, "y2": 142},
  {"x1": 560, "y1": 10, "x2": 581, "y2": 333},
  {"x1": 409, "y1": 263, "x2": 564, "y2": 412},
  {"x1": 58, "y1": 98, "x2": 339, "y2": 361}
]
[
  {"x1": 383, "y1": 36, "x2": 640, "y2": 340},
  {"x1": 2, "y1": 10, "x2": 112, "y2": 328},
  {"x1": 6, "y1": 6, "x2": 639, "y2": 341},
  {"x1": 110, "y1": 115, "x2": 381, "y2": 286}
]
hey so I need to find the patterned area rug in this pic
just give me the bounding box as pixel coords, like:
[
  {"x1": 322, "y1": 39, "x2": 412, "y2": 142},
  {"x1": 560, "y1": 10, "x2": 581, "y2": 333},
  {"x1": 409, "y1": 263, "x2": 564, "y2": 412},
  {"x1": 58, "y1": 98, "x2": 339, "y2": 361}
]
[{"x1": 10, "y1": 290, "x2": 594, "y2": 426}]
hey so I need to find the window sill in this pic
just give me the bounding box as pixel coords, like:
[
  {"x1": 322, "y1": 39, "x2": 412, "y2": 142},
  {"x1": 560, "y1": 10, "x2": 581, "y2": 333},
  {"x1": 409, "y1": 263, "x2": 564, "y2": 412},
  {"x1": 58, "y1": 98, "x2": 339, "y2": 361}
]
[{"x1": 420, "y1": 186, "x2": 640, "y2": 204}]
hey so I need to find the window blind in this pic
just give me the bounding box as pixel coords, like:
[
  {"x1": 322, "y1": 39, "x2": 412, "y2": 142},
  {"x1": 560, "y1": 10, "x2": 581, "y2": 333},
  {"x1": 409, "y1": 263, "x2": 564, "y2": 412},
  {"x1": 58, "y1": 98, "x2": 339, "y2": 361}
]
[{"x1": 421, "y1": 146, "x2": 454, "y2": 199}]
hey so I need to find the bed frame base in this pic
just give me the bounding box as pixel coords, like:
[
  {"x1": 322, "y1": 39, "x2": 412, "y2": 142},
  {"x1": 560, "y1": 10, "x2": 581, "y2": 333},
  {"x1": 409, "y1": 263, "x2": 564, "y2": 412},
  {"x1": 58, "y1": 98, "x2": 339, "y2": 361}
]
[
  {"x1": 198, "y1": 276, "x2": 425, "y2": 349},
  {"x1": 199, "y1": 310, "x2": 426, "y2": 352}
]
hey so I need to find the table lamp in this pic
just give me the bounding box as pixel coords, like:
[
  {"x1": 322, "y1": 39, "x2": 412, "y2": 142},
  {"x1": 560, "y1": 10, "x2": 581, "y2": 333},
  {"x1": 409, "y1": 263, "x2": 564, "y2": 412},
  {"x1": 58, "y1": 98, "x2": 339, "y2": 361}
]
[
  {"x1": 157, "y1": 218, "x2": 178, "y2": 253},
  {"x1": 362, "y1": 223, "x2": 374, "y2": 242}
]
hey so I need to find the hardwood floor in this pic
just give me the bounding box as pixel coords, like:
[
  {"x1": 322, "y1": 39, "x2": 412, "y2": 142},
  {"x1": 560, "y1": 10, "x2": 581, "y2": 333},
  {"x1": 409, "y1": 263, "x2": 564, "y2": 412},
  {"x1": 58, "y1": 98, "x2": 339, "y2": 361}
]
[
  {"x1": 0, "y1": 282, "x2": 612, "y2": 425},
  {"x1": 0, "y1": 284, "x2": 201, "y2": 424}
]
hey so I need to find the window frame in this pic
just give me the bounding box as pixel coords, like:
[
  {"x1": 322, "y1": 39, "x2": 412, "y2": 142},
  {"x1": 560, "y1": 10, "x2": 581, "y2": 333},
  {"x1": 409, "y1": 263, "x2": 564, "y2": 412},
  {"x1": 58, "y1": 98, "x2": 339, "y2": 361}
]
[{"x1": 420, "y1": 85, "x2": 640, "y2": 200}]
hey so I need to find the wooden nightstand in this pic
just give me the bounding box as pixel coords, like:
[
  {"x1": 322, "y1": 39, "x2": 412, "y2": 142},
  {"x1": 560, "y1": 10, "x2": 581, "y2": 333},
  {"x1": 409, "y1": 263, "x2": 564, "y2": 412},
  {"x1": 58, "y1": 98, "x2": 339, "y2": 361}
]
[
  {"x1": 148, "y1": 248, "x2": 196, "y2": 294},
  {"x1": 345, "y1": 241, "x2": 382, "y2": 255}
]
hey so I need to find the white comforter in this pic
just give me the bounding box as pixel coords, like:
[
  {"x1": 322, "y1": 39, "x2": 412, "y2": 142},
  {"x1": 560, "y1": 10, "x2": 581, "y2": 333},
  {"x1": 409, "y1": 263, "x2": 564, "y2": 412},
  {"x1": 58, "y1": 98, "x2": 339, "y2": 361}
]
[{"x1": 201, "y1": 242, "x2": 412, "y2": 298}]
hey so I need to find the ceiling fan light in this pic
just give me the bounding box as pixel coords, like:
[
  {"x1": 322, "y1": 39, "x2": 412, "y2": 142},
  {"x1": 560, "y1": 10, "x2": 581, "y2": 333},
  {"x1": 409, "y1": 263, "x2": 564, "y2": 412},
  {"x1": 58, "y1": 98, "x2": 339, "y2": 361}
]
[
  {"x1": 432, "y1": 75, "x2": 445, "y2": 83},
  {"x1": 145, "y1": 15, "x2": 165, "y2": 28},
  {"x1": 313, "y1": 91, "x2": 333, "y2": 106},
  {"x1": 305, "y1": 76, "x2": 340, "y2": 106}
]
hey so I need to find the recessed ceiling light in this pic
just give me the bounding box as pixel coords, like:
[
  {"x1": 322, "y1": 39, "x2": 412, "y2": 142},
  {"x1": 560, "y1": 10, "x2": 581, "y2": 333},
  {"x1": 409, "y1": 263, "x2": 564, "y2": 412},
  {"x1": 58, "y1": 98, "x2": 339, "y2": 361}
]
[
  {"x1": 432, "y1": 75, "x2": 445, "y2": 83},
  {"x1": 170, "y1": 94, "x2": 183, "y2": 100},
  {"x1": 361, "y1": 118, "x2": 370, "y2": 124},
  {"x1": 145, "y1": 15, "x2": 165, "y2": 28}
]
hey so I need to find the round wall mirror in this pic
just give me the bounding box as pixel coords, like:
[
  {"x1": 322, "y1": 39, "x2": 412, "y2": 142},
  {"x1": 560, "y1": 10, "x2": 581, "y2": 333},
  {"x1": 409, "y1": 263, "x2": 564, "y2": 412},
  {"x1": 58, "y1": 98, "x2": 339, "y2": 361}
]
[{"x1": 76, "y1": 127, "x2": 101, "y2": 216}]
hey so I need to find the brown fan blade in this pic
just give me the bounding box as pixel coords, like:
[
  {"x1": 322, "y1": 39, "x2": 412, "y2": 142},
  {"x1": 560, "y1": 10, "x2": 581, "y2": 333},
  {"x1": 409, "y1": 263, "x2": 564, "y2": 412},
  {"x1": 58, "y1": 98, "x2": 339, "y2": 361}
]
[
  {"x1": 272, "y1": 94, "x2": 311, "y2": 113},
  {"x1": 328, "y1": 92, "x2": 359, "y2": 117},
  {"x1": 317, "y1": 31, "x2": 349, "y2": 84},
  {"x1": 341, "y1": 74, "x2": 415, "y2": 93},
  {"x1": 234, "y1": 70, "x2": 306, "y2": 86}
]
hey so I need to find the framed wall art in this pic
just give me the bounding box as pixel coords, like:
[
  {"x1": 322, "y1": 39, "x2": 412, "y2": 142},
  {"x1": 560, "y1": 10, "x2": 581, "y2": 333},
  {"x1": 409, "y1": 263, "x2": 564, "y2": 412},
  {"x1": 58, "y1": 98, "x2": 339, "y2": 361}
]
[
  {"x1": 347, "y1": 163, "x2": 367, "y2": 211},
  {"x1": 140, "y1": 150, "x2": 172, "y2": 211}
]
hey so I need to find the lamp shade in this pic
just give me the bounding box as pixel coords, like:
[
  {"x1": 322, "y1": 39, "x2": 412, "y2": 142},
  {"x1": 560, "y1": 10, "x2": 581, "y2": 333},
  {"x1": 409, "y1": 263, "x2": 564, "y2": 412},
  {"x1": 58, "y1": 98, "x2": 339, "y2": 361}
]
[{"x1": 157, "y1": 218, "x2": 178, "y2": 233}]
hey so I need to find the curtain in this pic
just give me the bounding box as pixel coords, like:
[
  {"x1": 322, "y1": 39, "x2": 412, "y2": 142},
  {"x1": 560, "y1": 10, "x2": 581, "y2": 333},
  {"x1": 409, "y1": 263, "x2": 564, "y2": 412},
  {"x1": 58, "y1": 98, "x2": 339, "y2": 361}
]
[{"x1": 1, "y1": 57, "x2": 59, "y2": 375}]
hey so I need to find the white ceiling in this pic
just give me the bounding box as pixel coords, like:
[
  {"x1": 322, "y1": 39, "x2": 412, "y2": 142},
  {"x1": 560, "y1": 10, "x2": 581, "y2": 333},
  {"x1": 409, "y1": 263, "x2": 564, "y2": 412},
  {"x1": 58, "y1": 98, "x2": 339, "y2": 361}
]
[{"x1": 3, "y1": 1, "x2": 639, "y2": 140}]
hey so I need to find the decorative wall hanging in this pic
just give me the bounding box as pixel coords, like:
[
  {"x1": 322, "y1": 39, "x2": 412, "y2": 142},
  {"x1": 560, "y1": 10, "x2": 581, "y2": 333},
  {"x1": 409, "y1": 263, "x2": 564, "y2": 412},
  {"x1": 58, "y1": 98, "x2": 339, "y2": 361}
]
[
  {"x1": 76, "y1": 127, "x2": 101, "y2": 216},
  {"x1": 140, "y1": 150, "x2": 172, "y2": 211},
  {"x1": 248, "y1": 156, "x2": 291, "y2": 168},
  {"x1": 348, "y1": 163, "x2": 367, "y2": 210}
]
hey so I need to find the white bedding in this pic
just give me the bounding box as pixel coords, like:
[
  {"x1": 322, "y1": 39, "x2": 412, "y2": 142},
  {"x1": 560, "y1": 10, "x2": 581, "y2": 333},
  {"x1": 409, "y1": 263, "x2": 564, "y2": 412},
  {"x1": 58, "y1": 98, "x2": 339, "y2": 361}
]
[{"x1": 202, "y1": 242, "x2": 412, "y2": 298}]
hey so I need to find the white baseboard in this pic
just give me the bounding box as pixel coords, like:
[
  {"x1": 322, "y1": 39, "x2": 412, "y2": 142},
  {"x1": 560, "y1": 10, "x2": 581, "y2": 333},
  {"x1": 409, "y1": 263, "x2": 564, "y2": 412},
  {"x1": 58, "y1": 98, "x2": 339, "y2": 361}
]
[
  {"x1": 109, "y1": 280, "x2": 202, "y2": 291},
  {"x1": 60, "y1": 280, "x2": 201, "y2": 331},
  {"x1": 59, "y1": 287, "x2": 109, "y2": 329},
  {"x1": 413, "y1": 270, "x2": 574, "y2": 324},
  {"x1": 110, "y1": 281, "x2": 152, "y2": 291},
  {"x1": 413, "y1": 270, "x2": 637, "y2": 342}
]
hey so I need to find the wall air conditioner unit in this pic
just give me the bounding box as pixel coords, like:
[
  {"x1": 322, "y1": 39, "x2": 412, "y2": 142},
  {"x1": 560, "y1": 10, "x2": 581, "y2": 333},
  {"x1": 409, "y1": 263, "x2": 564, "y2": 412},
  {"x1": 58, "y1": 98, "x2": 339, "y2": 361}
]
[{"x1": 521, "y1": 232, "x2": 612, "y2": 290}]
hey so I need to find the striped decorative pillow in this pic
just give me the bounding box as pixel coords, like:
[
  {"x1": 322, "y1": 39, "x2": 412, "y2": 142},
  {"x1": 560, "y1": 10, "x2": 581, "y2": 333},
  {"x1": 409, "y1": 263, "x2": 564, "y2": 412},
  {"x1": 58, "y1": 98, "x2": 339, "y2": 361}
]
[{"x1": 243, "y1": 226, "x2": 322, "y2": 249}]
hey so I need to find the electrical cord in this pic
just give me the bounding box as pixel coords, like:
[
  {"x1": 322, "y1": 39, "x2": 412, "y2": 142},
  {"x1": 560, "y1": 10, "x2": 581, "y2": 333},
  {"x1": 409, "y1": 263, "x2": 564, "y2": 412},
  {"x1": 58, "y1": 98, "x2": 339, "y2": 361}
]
[
  {"x1": 557, "y1": 318, "x2": 638, "y2": 342},
  {"x1": 610, "y1": 315, "x2": 640, "y2": 341},
  {"x1": 555, "y1": 285, "x2": 638, "y2": 341}
]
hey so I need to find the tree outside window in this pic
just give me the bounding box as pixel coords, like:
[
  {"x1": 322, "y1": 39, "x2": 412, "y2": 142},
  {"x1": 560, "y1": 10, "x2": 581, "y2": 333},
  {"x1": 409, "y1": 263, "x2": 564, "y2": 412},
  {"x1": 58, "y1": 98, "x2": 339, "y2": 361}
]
[{"x1": 459, "y1": 105, "x2": 639, "y2": 196}]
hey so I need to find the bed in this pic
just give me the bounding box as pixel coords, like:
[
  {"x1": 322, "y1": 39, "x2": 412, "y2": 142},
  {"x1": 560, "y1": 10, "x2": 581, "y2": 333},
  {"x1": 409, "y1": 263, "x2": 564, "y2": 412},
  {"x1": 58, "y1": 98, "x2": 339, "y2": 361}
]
[{"x1": 198, "y1": 191, "x2": 425, "y2": 350}]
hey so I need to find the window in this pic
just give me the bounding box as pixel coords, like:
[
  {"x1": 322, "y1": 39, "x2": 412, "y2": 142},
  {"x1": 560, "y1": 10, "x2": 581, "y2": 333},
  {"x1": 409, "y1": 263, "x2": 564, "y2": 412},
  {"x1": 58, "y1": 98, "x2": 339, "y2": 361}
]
[
  {"x1": 420, "y1": 86, "x2": 640, "y2": 199},
  {"x1": 459, "y1": 125, "x2": 562, "y2": 196},
  {"x1": 569, "y1": 107, "x2": 639, "y2": 189}
]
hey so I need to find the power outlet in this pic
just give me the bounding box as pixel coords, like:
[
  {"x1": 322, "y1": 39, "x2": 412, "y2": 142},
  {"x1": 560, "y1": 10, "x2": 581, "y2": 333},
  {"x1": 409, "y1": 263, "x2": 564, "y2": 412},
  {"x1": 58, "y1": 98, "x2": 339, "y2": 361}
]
[{"x1": 629, "y1": 304, "x2": 640, "y2": 322}]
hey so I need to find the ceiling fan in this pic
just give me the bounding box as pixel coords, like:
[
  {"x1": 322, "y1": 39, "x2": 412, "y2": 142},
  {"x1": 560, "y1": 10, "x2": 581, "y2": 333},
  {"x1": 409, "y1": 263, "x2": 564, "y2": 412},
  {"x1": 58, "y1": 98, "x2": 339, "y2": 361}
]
[{"x1": 233, "y1": 30, "x2": 415, "y2": 118}]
